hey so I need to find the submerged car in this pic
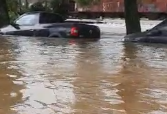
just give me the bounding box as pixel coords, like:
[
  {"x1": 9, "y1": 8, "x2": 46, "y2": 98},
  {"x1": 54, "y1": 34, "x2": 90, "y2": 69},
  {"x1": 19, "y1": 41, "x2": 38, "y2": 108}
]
[
  {"x1": 0, "y1": 12, "x2": 100, "y2": 38},
  {"x1": 124, "y1": 19, "x2": 167, "y2": 43}
]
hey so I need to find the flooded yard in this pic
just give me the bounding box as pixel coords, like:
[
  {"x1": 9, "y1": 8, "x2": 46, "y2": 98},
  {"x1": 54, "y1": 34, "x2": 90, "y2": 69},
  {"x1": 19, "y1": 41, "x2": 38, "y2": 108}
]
[{"x1": 0, "y1": 20, "x2": 167, "y2": 114}]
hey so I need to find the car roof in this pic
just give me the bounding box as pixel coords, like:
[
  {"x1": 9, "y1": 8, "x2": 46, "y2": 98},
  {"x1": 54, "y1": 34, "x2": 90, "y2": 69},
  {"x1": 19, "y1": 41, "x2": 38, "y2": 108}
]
[
  {"x1": 22, "y1": 11, "x2": 65, "y2": 21},
  {"x1": 24, "y1": 11, "x2": 61, "y2": 16}
]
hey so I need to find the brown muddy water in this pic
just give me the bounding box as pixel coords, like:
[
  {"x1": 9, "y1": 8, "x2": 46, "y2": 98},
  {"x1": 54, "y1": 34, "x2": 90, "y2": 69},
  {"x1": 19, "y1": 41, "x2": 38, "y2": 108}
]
[{"x1": 0, "y1": 32, "x2": 167, "y2": 114}]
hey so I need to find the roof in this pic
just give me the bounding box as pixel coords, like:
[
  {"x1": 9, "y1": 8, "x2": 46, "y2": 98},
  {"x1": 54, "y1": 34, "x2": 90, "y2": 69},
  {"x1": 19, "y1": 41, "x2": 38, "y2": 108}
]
[{"x1": 22, "y1": 11, "x2": 65, "y2": 20}]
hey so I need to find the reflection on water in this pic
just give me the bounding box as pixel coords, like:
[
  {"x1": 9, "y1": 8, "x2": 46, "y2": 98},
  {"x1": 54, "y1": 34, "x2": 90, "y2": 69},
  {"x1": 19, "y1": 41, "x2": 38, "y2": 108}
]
[
  {"x1": 0, "y1": 35, "x2": 167, "y2": 114},
  {"x1": 0, "y1": 38, "x2": 23, "y2": 114}
]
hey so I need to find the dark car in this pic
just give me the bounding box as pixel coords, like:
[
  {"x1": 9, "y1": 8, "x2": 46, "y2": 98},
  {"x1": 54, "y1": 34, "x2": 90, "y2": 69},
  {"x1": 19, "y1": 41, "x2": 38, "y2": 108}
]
[
  {"x1": 124, "y1": 19, "x2": 167, "y2": 43},
  {"x1": 0, "y1": 12, "x2": 100, "y2": 38}
]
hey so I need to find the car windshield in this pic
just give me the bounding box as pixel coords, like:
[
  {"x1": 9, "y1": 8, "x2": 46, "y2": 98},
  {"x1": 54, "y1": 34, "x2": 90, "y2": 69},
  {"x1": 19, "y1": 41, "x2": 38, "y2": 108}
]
[{"x1": 15, "y1": 14, "x2": 39, "y2": 26}]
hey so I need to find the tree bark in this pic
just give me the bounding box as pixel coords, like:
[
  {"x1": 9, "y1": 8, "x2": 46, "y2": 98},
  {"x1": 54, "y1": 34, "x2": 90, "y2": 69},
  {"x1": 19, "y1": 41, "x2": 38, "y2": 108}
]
[
  {"x1": 0, "y1": 0, "x2": 10, "y2": 27},
  {"x1": 25, "y1": 0, "x2": 29, "y2": 9},
  {"x1": 18, "y1": 0, "x2": 22, "y2": 13},
  {"x1": 124, "y1": 0, "x2": 141, "y2": 34}
]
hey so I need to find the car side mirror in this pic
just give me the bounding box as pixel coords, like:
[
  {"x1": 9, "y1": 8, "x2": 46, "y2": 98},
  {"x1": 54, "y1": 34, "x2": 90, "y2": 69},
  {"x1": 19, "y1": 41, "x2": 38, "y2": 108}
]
[{"x1": 10, "y1": 22, "x2": 20, "y2": 29}]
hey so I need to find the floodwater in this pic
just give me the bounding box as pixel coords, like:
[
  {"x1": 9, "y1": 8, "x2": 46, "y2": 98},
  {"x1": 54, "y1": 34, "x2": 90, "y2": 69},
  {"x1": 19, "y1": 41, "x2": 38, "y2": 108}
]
[{"x1": 1, "y1": 25, "x2": 167, "y2": 114}]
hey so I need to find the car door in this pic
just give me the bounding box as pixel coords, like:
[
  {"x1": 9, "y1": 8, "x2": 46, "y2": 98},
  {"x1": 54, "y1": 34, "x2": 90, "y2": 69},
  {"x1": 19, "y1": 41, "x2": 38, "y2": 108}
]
[
  {"x1": 39, "y1": 13, "x2": 66, "y2": 37},
  {"x1": 12, "y1": 13, "x2": 39, "y2": 36}
]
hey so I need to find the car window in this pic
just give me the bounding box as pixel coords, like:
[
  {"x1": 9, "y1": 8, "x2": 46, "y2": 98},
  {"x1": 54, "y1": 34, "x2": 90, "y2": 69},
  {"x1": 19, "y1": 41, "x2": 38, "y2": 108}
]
[
  {"x1": 15, "y1": 14, "x2": 39, "y2": 26},
  {"x1": 151, "y1": 19, "x2": 167, "y2": 30},
  {"x1": 39, "y1": 13, "x2": 64, "y2": 24}
]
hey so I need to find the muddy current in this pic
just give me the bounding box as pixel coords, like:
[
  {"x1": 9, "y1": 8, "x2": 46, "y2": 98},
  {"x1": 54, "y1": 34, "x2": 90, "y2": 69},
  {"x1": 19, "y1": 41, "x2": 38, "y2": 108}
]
[{"x1": 0, "y1": 27, "x2": 167, "y2": 114}]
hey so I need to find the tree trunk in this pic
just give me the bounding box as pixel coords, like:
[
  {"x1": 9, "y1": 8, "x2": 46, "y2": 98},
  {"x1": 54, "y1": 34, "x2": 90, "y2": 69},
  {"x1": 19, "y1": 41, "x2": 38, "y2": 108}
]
[
  {"x1": 124, "y1": 0, "x2": 141, "y2": 34},
  {"x1": 25, "y1": 0, "x2": 29, "y2": 9},
  {"x1": 0, "y1": 0, "x2": 10, "y2": 27},
  {"x1": 18, "y1": 0, "x2": 22, "y2": 13}
]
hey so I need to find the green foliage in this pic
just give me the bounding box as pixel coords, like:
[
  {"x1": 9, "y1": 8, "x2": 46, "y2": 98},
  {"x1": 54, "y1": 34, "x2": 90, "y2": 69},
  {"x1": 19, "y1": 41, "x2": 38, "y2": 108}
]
[
  {"x1": 29, "y1": 2, "x2": 46, "y2": 12},
  {"x1": 27, "y1": 0, "x2": 69, "y2": 18},
  {"x1": 7, "y1": 0, "x2": 18, "y2": 12},
  {"x1": 49, "y1": 0, "x2": 69, "y2": 18},
  {"x1": 0, "y1": 0, "x2": 10, "y2": 26},
  {"x1": 75, "y1": 0, "x2": 92, "y2": 6},
  {"x1": 6, "y1": 0, "x2": 18, "y2": 21},
  {"x1": 75, "y1": 0, "x2": 100, "y2": 6}
]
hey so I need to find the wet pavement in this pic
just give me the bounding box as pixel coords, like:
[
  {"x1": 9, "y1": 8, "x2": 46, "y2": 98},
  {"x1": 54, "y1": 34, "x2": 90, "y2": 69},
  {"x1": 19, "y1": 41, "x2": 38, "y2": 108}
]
[{"x1": 0, "y1": 22, "x2": 167, "y2": 114}]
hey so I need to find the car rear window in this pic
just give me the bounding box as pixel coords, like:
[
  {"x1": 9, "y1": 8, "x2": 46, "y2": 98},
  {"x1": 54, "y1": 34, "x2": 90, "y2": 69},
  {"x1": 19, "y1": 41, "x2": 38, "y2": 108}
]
[{"x1": 39, "y1": 13, "x2": 64, "y2": 24}]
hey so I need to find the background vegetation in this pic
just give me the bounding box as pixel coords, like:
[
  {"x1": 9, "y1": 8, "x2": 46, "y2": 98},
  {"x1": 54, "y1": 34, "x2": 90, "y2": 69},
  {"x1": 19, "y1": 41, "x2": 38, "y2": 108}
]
[{"x1": 0, "y1": 0, "x2": 141, "y2": 34}]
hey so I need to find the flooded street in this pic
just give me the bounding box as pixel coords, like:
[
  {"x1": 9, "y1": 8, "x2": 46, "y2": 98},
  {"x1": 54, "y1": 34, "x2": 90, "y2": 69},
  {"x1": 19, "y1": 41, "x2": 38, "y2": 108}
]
[{"x1": 1, "y1": 21, "x2": 167, "y2": 114}]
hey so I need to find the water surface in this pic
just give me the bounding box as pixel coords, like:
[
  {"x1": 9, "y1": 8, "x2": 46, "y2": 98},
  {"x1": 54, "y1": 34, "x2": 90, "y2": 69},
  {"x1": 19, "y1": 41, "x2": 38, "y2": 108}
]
[{"x1": 0, "y1": 31, "x2": 167, "y2": 114}]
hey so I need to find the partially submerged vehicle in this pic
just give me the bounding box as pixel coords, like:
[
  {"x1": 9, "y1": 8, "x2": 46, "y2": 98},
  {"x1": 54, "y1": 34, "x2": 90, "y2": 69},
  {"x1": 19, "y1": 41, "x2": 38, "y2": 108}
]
[
  {"x1": 0, "y1": 12, "x2": 100, "y2": 38},
  {"x1": 124, "y1": 19, "x2": 167, "y2": 43}
]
